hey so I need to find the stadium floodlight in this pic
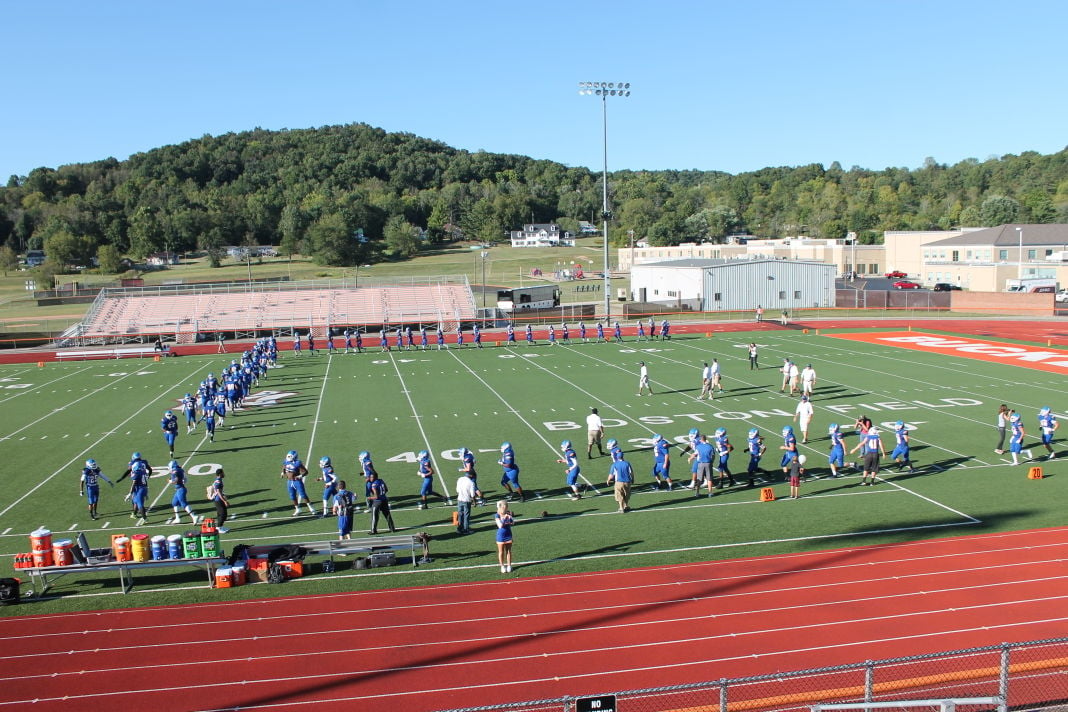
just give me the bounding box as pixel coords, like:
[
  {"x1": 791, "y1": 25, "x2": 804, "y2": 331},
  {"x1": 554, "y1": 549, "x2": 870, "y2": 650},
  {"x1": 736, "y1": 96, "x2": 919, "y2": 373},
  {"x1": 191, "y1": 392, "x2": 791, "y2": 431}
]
[
  {"x1": 578, "y1": 80, "x2": 631, "y2": 319},
  {"x1": 1016, "y1": 226, "x2": 1023, "y2": 280}
]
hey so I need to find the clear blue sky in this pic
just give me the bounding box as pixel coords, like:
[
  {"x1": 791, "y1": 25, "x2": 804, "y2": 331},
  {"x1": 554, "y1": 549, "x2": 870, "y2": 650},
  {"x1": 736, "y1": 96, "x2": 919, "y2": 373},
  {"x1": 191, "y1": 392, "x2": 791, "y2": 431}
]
[{"x1": 5, "y1": 0, "x2": 1067, "y2": 179}]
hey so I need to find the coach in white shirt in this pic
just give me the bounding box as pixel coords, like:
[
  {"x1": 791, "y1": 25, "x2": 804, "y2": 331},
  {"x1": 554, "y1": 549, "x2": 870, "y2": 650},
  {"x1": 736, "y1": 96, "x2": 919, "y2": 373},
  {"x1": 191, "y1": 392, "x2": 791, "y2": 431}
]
[
  {"x1": 586, "y1": 407, "x2": 606, "y2": 459},
  {"x1": 455, "y1": 472, "x2": 479, "y2": 534},
  {"x1": 794, "y1": 395, "x2": 815, "y2": 444}
]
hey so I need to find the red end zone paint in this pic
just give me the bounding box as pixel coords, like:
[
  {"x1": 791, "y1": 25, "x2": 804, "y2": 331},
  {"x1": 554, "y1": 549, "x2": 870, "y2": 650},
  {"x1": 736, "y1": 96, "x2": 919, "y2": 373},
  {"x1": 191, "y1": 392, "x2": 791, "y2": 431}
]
[{"x1": 829, "y1": 331, "x2": 1068, "y2": 374}]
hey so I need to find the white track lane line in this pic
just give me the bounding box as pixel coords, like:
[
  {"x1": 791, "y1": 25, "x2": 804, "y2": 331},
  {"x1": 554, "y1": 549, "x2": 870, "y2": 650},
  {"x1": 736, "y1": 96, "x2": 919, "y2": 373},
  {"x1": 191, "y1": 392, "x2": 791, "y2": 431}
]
[
  {"x1": 4, "y1": 536, "x2": 1065, "y2": 645},
  {"x1": 3, "y1": 568, "x2": 1065, "y2": 664},
  {"x1": 4, "y1": 608, "x2": 1067, "y2": 708}
]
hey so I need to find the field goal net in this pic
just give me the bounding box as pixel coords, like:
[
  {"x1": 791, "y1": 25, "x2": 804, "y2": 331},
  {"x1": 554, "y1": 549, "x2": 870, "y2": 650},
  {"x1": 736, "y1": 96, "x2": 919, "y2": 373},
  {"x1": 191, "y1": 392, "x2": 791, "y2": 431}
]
[{"x1": 812, "y1": 697, "x2": 1006, "y2": 712}]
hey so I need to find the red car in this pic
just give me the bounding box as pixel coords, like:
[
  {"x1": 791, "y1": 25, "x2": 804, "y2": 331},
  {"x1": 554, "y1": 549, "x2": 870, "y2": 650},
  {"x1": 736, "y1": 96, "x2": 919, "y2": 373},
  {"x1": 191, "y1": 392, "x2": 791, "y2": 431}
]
[
  {"x1": 893, "y1": 280, "x2": 921, "y2": 289},
  {"x1": 885, "y1": 270, "x2": 908, "y2": 279}
]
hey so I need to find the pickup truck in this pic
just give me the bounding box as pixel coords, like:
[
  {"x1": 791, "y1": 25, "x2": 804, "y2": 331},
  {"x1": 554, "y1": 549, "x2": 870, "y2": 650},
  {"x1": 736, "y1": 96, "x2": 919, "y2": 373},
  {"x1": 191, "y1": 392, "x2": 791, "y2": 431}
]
[{"x1": 885, "y1": 270, "x2": 907, "y2": 279}]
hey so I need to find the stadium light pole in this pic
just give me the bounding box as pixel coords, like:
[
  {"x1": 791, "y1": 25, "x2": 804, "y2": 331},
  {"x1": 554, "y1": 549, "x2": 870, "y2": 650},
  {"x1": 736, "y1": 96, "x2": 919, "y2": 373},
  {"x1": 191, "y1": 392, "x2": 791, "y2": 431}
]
[
  {"x1": 1016, "y1": 226, "x2": 1023, "y2": 280},
  {"x1": 579, "y1": 81, "x2": 631, "y2": 320},
  {"x1": 480, "y1": 249, "x2": 489, "y2": 308}
]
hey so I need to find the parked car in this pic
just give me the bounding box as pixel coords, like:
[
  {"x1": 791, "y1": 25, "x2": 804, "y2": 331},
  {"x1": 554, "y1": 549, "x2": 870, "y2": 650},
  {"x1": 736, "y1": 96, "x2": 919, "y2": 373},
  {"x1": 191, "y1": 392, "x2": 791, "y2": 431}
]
[
  {"x1": 893, "y1": 280, "x2": 921, "y2": 290},
  {"x1": 932, "y1": 283, "x2": 962, "y2": 292},
  {"x1": 885, "y1": 270, "x2": 908, "y2": 279},
  {"x1": 1056, "y1": 289, "x2": 1068, "y2": 303}
]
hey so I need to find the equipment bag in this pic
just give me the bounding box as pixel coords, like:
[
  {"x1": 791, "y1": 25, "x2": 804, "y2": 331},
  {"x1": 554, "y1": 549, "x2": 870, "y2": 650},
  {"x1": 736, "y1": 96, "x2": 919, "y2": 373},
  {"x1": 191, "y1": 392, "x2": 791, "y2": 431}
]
[
  {"x1": 266, "y1": 563, "x2": 286, "y2": 584},
  {"x1": 0, "y1": 578, "x2": 21, "y2": 606}
]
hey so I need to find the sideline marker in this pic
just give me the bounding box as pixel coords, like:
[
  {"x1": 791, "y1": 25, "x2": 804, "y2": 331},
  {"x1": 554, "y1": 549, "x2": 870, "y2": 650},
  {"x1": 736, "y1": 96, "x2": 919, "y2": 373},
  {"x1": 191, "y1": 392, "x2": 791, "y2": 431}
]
[
  {"x1": 1028, "y1": 466, "x2": 1044, "y2": 480},
  {"x1": 802, "y1": 328, "x2": 809, "y2": 334},
  {"x1": 759, "y1": 487, "x2": 776, "y2": 502},
  {"x1": 37, "y1": 361, "x2": 45, "y2": 368}
]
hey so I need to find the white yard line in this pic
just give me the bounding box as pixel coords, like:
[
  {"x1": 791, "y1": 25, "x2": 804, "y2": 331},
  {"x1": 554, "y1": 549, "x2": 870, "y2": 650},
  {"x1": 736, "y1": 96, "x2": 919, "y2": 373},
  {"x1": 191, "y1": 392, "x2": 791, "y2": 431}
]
[
  {"x1": 389, "y1": 352, "x2": 453, "y2": 502},
  {"x1": 445, "y1": 350, "x2": 601, "y2": 495},
  {"x1": 569, "y1": 341, "x2": 982, "y2": 525},
  {"x1": 0, "y1": 368, "x2": 142, "y2": 442},
  {"x1": 146, "y1": 429, "x2": 213, "y2": 513},
  {"x1": 304, "y1": 352, "x2": 334, "y2": 466},
  {"x1": 635, "y1": 337, "x2": 985, "y2": 468},
  {"x1": 0, "y1": 363, "x2": 207, "y2": 521},
  {"x1": 0, "y1": 365, "x2": 93, "y2": 405}
]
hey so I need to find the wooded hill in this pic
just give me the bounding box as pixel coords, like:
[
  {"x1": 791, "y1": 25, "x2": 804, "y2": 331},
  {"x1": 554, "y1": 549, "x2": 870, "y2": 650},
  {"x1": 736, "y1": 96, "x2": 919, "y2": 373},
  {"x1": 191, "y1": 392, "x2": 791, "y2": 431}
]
[{"x1": 1, "y1": 122, "x2": 1066, "y2": 269}]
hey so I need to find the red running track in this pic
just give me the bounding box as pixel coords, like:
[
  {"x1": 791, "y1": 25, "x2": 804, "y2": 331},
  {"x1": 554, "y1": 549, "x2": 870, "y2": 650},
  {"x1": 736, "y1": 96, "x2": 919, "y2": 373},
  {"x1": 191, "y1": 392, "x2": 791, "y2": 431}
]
[{"x1": 1, "y1": 527, "x2": 1067, "y2": 712}]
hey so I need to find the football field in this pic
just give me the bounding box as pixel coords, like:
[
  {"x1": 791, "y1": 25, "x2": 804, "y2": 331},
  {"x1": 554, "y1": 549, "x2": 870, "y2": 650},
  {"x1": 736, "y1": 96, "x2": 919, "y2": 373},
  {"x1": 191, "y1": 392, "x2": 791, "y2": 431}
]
[{"x1": 2, "y1": 327, "x2": 1066, "y2": 613}]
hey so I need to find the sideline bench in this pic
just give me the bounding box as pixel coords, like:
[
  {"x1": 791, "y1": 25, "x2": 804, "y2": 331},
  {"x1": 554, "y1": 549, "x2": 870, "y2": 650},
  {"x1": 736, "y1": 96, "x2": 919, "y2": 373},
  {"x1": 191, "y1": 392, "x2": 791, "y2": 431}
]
[
  {"x1": 24, "y1": 555, "x2": 226, "y2": 597},
  {"x1": 247, "y1": 534, "x2": 426, "y2": 568},
  {"x1": 56, "y1": 346, "x2": 168, "y2": 360}
]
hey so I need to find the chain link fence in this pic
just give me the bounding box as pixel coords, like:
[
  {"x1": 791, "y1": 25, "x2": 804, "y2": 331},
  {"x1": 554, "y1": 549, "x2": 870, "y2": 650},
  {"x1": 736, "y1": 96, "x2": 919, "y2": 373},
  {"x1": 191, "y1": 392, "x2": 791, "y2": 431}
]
[{"x1": 439, "y1": 637, "x2": 1068, "y2": 712}]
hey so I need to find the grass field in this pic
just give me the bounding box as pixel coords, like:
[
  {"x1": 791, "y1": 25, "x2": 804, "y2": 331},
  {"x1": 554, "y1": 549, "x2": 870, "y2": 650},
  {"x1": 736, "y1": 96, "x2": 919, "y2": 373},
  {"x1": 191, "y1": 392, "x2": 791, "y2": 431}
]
[{"x1": 2, "y1": 326, "x2": 1065, "y2": 616}]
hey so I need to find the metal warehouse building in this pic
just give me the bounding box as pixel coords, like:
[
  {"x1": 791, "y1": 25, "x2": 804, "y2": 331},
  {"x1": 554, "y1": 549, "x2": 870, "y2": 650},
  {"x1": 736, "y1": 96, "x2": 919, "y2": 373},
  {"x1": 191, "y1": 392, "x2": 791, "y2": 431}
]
[{"x1": 630, "y1": 258, "x2": 836, "y2": 312}]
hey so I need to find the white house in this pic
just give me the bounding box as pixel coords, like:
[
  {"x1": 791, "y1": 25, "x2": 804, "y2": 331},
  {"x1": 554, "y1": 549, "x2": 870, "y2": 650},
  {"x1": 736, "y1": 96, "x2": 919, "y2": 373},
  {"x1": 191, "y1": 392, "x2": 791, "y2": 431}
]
[{"x1": 509, "y1": 223, "x2": 575, "y2": 248}]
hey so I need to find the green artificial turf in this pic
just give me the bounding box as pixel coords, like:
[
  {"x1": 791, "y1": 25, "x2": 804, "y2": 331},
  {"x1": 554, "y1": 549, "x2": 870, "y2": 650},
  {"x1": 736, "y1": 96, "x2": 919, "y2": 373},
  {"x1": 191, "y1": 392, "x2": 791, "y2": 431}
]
[{"x1": 1, "y1": 328, "x2": 1064, "y2": 616}]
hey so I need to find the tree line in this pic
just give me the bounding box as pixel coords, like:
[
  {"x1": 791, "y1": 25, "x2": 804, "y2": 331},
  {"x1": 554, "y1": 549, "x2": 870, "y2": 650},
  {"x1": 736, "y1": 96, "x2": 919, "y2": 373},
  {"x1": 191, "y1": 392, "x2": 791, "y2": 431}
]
[{"x1": 1, "y1": 122, "x2": 1066, "y2": 272}]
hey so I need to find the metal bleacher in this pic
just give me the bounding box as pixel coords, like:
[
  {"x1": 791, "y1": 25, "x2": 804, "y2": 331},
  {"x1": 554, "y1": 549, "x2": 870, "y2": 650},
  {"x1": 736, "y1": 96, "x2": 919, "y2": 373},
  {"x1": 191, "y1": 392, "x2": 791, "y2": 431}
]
[{"x1": 58, "y1": 276, "x2": 478, "y2": 346}]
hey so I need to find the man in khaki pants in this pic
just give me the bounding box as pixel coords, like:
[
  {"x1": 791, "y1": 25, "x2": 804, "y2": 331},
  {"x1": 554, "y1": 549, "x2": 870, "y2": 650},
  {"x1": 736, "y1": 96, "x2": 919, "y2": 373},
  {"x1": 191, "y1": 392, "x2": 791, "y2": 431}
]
[{"x1": 586, "y1": 407, "x2": 605, "y2": 459}]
